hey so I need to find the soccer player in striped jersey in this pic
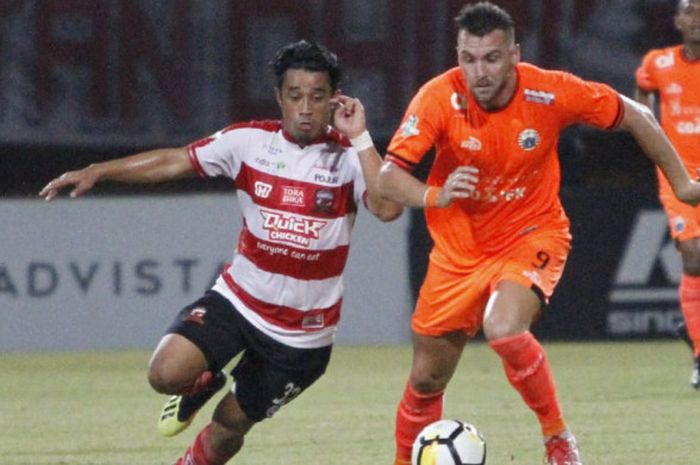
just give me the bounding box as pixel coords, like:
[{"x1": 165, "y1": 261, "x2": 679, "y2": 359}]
[
  {"x1": 39, "y1": 40, "x2": 402, "y2": 465},
  {"x1": 378, "y1": 2, "x2": 700, "y2": 465},
  {"x1": 635, "y1": 0, "x2": 700, "y2": 390}
]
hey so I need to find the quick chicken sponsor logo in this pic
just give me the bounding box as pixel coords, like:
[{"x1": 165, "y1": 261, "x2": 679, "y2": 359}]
[{"x1": 259, "y1": 210, "x2": 327, "y2": 247}]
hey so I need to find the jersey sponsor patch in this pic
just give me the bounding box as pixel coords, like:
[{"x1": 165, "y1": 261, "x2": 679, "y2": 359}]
[
  {"x1": 255, "y1": 181, "x2": 273, "y2": 198},
  {"x1": 460, "y1": 136, "x2": 482, "y2": 151},
  {"x1": 281, "y1": 186, "x2": 305, "y2": 206},
  {"x1": 451, "y1": 92, "x2": 468, "y2": 110},
  {"x1": 676, "y1": 118, "x2": 700, "y2": 134},
  {"x1": 401, "y1": 114, "x2": 420, "y2": 137},
  {"x1": 665, "y1": 82, "x2": 683, "y2": 95},
  {"x1": 259, "y1": 210, "x2": 327, "y2": 247},
  {"x1": 655, "y1": 51, "x2": 675, "y2": 69},
  {"x1": 524, "y1": 88, "x2": 555, "y2": 105}
]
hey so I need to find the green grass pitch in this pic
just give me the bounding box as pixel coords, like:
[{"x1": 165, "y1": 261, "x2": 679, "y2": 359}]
[{"x1": 1, "y1": 341, "x2": 698, "y2": 464}]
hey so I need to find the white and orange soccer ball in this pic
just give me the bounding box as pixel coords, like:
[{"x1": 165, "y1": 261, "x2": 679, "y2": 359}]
[{"x1": 411, "y1": 419, "x2": 486, "y2": 465}]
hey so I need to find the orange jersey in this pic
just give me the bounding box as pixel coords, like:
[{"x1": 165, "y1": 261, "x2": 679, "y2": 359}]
[
  {"x1": 386, "y1": 63, "x2": 623, "y2": 270},
  {"x1": 636, "y1": 46, "x2": 700, "y2": 196}
]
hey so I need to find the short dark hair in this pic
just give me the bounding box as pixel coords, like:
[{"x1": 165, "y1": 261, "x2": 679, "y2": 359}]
[
  {"x1": 454, "y1": 1, "x2": 515, "y2": 42},
  {"x1": 271, "y1": 40, "x2": 342, "y2": 90}
]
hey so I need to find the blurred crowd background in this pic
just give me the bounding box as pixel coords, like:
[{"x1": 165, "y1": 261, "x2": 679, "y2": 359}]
[{"x1": 0, "y1": 0, "x2": 683, "y2": 197}]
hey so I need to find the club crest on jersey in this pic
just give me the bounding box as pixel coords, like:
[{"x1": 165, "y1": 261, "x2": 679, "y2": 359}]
[
  {"x1": 517, "y1": 129, "x2": 541, "y2": 151},
  {"x1": 401, "y1": 114, "x2": 420, "y2": 137},
  {"x1": 451, "y1": 92, "x2": 468, "y2": 110},
  {"x1": 673, "y1": 215, "x2": 686, "y2": 233},
  {"x1": 314, "y1": 189, "x2": 336, "y2": 213},
  {"x1": 260, "y1": 210, "x2": 327, "y2": 247}
]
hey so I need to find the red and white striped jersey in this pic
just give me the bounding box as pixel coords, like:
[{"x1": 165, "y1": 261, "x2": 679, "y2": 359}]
[{"x1": 187, "y1": 120, "x2": 367, "y2": 348}]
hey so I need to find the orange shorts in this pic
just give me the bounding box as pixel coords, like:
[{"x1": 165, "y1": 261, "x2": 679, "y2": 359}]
[
  {"x1": 659, "y1": 190, "x2": 700, "y2": 242},
  {"x1": 412, "y1": 229, "x2": 571, "y2": 337}
]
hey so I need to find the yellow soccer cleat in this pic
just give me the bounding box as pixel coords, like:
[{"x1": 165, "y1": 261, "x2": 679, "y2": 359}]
[
  {"x1": 157, "y1": 370, "x2": 227, "y2": 437},
  {"x1": 158, "y1": 395, "x2": 195, "y2": 437}
]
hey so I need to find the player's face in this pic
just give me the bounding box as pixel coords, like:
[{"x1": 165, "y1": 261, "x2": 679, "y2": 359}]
[
  {"x1": 276, "y1": 69, "x2": 335, "y2": 145},
  {"x1": 676, "y1": 0, "x2": 700, "y2": 45},
  {"x1": 456, "y1": 28, "x2": 519, "y2": 110}
]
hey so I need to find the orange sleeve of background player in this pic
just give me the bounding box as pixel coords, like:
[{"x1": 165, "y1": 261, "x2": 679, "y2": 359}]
[{"x1": 635, "y1": 50, "x2": 659, "y2": 92}]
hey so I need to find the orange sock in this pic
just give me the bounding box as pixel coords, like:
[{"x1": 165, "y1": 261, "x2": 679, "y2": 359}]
[
  {"x1": 489, "y1": 331, "x2": 565, "y2": 437},
  {"x1": 680, "y1": 274, "x2": 700, "y2": 357},
  {"x1": 175, "y1": 423, "x2": 231, "y2": 465},
  {"x1": 394, "y1": 381, "x2": 444, "y2": 464}
]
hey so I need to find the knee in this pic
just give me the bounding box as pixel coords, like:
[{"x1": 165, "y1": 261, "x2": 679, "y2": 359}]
[
  {"x1": 147, "y1": 359, "x2": 193, "y2": 395},
  {"x1": 680, "y1": 244, "x2": 700, "y2": 275},
  {"x1": 410, "y1": 368, "x2": 450, "y2": 394},
  {"x1": 482, "y1": 313, "x2": 528, "y2": 341},
  {"x1": 482, "y1": 319, "x2": 515, "y2": 341},
  {"x1": 683, "y1": 257, "x2": 700, "y2": 276}
]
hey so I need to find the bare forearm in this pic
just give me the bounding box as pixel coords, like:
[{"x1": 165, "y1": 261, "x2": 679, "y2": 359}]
[
  {"x1": 92, "y1": 147, "x2": 194, "y2": 184},
  {"x1": 378, "y1": 161, "x2": 430, "y2": 208},
  {"x1": 356, "y1": 147, "x2": 404, "y2": 221},
  {"x1": 39, "y1": 146, "x2": 195, "y2": 200},
  {"x1": 620, "y1": 96, "x2": 693, "y2": 199}
]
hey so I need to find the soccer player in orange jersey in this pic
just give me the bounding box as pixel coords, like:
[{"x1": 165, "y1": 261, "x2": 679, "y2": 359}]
[
  {"x1": 635, "y1": 0, "x2": 700, "y2": 390},
  {"x1": 378, "y1": 2, "x2": 700, "y2": 465}
]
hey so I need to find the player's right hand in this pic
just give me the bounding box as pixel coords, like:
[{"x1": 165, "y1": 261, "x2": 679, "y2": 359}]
[
  {"x1": 438, "y1": 165, "x2": 480, "y2": 207},
  {"x1": 39, "y1": 167, "x2": 99, "y2": 201}
]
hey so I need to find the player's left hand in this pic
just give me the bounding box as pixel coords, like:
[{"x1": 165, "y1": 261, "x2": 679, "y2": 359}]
[
  {"x1": 332, "y1": 95, "x2": 367, "y2": 139},
  {"x1": 678, "y1": 179, "x2": 700, "y2": 207},
  {"x1": 38, "y1": 167, "x2": 99, "y2": 201}
]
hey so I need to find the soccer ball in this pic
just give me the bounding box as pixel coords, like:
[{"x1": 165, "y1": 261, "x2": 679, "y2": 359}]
[{"x1": 412, "y1": 419, "x2": 486, "y2": 465}]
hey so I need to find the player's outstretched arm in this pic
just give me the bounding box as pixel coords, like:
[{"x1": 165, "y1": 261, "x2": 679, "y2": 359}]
[
  {"x1": 39, "y1": 147, "x2": 195, "y2": 201},
  {"x1": 618, "y1": 94, "x2": 700, "y2": 206},
  {"x1": 332, "y1": 95, "x2": 403, "y2": 221}
]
